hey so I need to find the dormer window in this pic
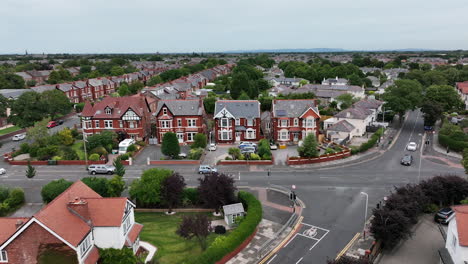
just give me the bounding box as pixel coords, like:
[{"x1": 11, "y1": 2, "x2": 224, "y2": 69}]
[{"x1": 105, "y1": 107, "x2": 111, "y2": 115}]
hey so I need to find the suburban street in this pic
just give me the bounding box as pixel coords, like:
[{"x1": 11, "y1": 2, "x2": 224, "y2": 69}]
[{"x1": 0, "y1": 110, "x2": 464, "y2": 263}]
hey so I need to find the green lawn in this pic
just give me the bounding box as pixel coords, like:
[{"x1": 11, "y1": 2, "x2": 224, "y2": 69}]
[
  {"x1": 71, "y1": 141, "x2": 86, "y2": 160},
  {"x1": 135, "y1": 212, "x2": 224, "y2": 264},
  {"x1": 0, "y1": 126, "x2": 21, "y2": 136}
]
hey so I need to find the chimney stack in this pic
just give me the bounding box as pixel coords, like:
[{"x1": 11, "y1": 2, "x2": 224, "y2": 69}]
[
  {"x1": 67, "y1": 197, "x2": 92, "y2": 225},
  {"x1": 15, "y1": 220, "x2": 23, "y2": 230}
]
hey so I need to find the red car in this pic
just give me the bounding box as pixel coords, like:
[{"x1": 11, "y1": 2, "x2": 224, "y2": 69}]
[{"x1": 47, "y1": 121, "x2": 58, "y2": 128}]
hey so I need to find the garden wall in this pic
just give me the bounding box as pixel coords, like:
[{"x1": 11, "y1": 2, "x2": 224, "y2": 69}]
[
  {"x1": 215, "y1": 228, "x2": 258, "y2": 264},
  {"x1": 218, "y1": 159, "x2": 273, "y2": 165},
  {"x1": 149, "y1": 160, "x2": 200, "y2": 165},
  {"x1": 7, "y1": 160, "x2": 106, "y2": 166},
  {"x1": 287, "y1": 150, "x2": 351, "y2": 165}
]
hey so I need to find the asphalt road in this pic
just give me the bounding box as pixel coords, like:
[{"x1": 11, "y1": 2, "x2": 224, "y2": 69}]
[{"x1": 0, "y1": 110, "x2": 464, "y2": 263}]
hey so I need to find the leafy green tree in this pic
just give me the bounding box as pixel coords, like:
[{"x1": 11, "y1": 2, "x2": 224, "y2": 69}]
[
  {"x1": 113, "y1": 158, "x2": 126, "y2": 177},
  {"x1": 57, "y1": 128, "x2": 74, "y2": 146},
  {"x1": 421, "y1": 101, "x2": 443, "y2": 126},
  {"x1": 0, "y1": 95, "x2": 8, "y2": 118},
  {"x1": 108, "y1": 175, "x2": 125, "y2": 197},
  {"x1": 40, "y1": 89, "x2": 72, "y2": 119},
  {"x1": 26, "y1": 80, "x2": 36, "y2": 87},
  {"x1": 228, "y1": 147, "x2": 241, "y2": 160},
  {"x1": 9, "y1": 91, "x2": 45, "y2": 128},
  {"x1": 148, "y1": 55, "x2": 163, "y2": 61},
  {"x1": 82, "y1": 177, "x2": 110, "y2": 197},
  {"x1": 26, "y1": 118, "x2": 50, "y2": 146},
  {"x1": 25, "y1": 161, "x2": 36, "y2": 179},
  {"x1": 335, "y1": 93, "x2": 356, "y2": 110},
  {"x1": 238, "y1": 92, "x2": 250, "y2": 100},
  {"x1": 79, "y1": 65, "x2": 92, "y2": 74},
  {"x1": 191, "y1": 133, "x2": 207, "y2": 149},
  {"x1": 382, "y1": 80, "x2": 423, "y2": 121},
  {"x1": 424, "y1": 85, "x2": 464, "y2": 112},
  {"x1": 0, "y1": 73, "x2": 25, "y2": 89},
  {"x1": 203, "y1": 96, "x2": 216, "y2": 114},
  {"x1": 230, "y1": 72, "x2": 250, "y2": 99},
  {"x1": 41, "y1": 179, "x2": 73, "y2": 203},
  {"x1": 129, "y1": 168, "x2": 172, "y2": 207},
  {"x1": 98, "y1": 248, "x2": 138, "y2": 264},
  {"x1": 462, "y1": 149, "x2": 468, "y2": 175},
  {"x1": 110, "y1": 66, "x2": 125, "y2": 76},
  {"x1": 147, "y1": 75, "x2": 163, "y2": 86},
  {"x1": 118, "y1": 83, "x2": 131, "y2": 96},
  {"x1": 128, "y1": 81, "x2": 144, "y2": 94},
  {"x1": 257, "y1": 139, "x2": 272, "y2": 159},
  {"x1": 298, "y1": 133, "x2": 319, "y2": 158},
  {"x1": 161, "y1": 132, "x2": 180, "y2": 158},
  {"x1": 86, "y1": 130, "x2": 117, "y2": 152}
]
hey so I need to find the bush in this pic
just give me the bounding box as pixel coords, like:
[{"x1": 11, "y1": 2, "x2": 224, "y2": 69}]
[
  {"x1": 82, "y1": 177, "x2": 110, "y2": 197},
  {"x1": 88, "y1": 153, "x2": 100, "y2": 161},
  {"x1": 52, "y1": 156, "x2": 62, "y2": 161},
  {"x1": 214, "y1": 225, "x2": 226, "y2": 234},
  {"x1": 225, "y1": 156, "x2": 232, "y2": 160},
  {"x1": 19, "y1": 143, "x2": 30, "y2": 154},
  {"x1": 75, "y1": 102, "x2": 85, "y2": 113},
  {"x1": 127, "y1": 144, "x2": 137, "y2": 152},
  {"x1": 119, "y1": 153, "x2": 130, "y2": 161},
  {"x1": 228, "y1": 147, "x2": 241, "y2": 160},
  {"x1": 249, "y1": 153, "x2": 261, "y2": 160},
  {"x1": 188, "y1": 148, "x2": 204, "y2": 160},
  {"x1": 262, "y1": 154, "x2": 272, "y2": 160},
  {"x1": 325, "y1": 148, "x2": 335, "y2": 154},
  {"x1": 29, "y1": 144, "x2": 40, "y2": 157},
  {"x1": 98, "y1": 247, "x2": 138, "y2": 264},
  {"x1": 129, "y1": 168, "x2": 173, "y2": 207},
  {"x1": 298, "y1": 134, "x2": 319, "y2": 158},
  {"x1": 423, "y1": 203, "x2": 439, "y2": 213},
  {"x1": 90, "y1": 146, "x2": 108, "y2": 157},
  {"x1": 0, "y1": 187, "x2": 25, "y2": 216},
  {"x1": 352, "y1": 128, "x2": 384, "y2": 154},
  {"x1": 70, "y1": 128, "x2": 79, "y2": 138},
  {"x1": 41, "y1": 179, "x2": 73, "y2": 203},
  {"x1": 61, "y1": 147, "x2": 79, "y2": 160},
  {"x1": 136, "y1": 140, "x2": 146, "y2": 147},
  {"x1": 182, "y1": 188, "x2": 200, "y2": 206},
  {"x1": 191, "y1": 133, "x2": 207, "y2": 149},
  {"x1": 37, "y1": 145, "x2": 59, "y2": 160},
  {"x1": 186, "y1": 191, "x2": 262, "y2": 264},
  {"x1": 257, "y1": 139, "x2": 271, "y2": 158}
]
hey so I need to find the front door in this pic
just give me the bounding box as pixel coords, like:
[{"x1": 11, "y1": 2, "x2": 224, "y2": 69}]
[
  {"x1": 293, "y1": 132, "x2": 299, "y2": 142},
  {"x1": 235, "y1": 132, "x2": 241, "y2": 142},
  {"x1": 177, "y1": 133, "x2": 184, "y2": 143}
]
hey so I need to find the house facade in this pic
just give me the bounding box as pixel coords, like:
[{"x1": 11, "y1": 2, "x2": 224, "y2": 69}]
[
  {"x1": 81, "y1": 95, "x2": 153, "y2": 141},
  {"x1": 153, "y1": 99, "x2": 205, "y2": 144},
  {"x1": 213, "y1": 100, "x2": 261, "y2": 143},
  {"x1": 456, "y1": 81, "x2": 468, "y2": 110},
  {"x1": 271, "y1": 99, "x2": 321, "y2": 143},
  {"x1": 442, "y1": 205, "x2": 468, "y2": 264},
  {"x1": 0, "y1": 181, "x2": 143, "y2": 264}
]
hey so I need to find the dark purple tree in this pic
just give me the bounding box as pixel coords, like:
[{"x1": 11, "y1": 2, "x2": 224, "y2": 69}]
[
  {"x1": 176, "y1": 214, "x2": 212, "y2": 250},
  {"x1": 370, "y1": 208, "x2": 412, "y2": 249},
  {"x1": 197, "y1": 172, "x2": 237, "y2": 214},
  {"x1": 327, "y1": 256, "x2": 371, "y2": 264},
  {"x1": 162, "y1": 173, "x2": 186, "y2": 213}
]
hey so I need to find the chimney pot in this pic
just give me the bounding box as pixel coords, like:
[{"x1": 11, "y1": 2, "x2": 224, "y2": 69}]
[{"x1": 15, "y1": 220, "x2": 23, "y2": 230}]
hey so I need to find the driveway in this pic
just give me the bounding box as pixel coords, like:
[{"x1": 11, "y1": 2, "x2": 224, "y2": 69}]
[
  {"x1": 202, "y1": 145, "x2": 231, "y2": 166},
  {"x1": 132, "y1": 145, "x2": 192, "y2": 165},
  {"x1": 272, "y1": 146, "x2": 298, "y2": 166}
]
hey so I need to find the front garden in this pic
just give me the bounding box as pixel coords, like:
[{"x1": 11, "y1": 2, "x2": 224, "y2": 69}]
[{"x1": 224, "y1": 139, "x2": 272, "y2": 161}]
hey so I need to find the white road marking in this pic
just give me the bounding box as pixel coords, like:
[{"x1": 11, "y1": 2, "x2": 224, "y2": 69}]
[
  {"x1": 266, "y1": 254, "x2": 277, "y2": 264},
  {"x1": 283, "y1": 233, "x2": 297, "y2": 248},
  {"x1": 404, "y1": 111, "x2": 420, "y2": 151},
  {"x1": 295, "y1": 257, "x2": 303, "y2": 264}
]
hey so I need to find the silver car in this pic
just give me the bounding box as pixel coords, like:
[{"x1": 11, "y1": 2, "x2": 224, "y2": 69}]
[
  {"x1": 0, "y1": 168, "x2": 6, "y2": 175},
  {"x1": 87, "y1": 165, "x2": 115, "y2": 175},
  {"x1": 12, "y1": 134, "x2": 26, "y2": 141}
]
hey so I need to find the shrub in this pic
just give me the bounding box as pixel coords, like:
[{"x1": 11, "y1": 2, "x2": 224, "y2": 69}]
[
  {"x1": 41, "y1": 179, "x2": 73, "y2": 203},
  {"x1": 225, "y1": 156, "x2": 232, "y2": 160},
  {"x1": 136, "y1": 140, "x2": 146, "y2": 147},
  {"x1": 70, "y1": 128, "x2": 79, "y2": 138},
  {"x1": 249, "y1": 153, "x2": 261, "y2": 160},
  {"x1": 191, "y1": 133, "x2": 207, "y2": 149},
  {"x1": 37, "y1": 145, "x2": 59, "y2": 160},
  {"x1": 188, "y1": 148, "x2": 204, "y2": 160},
  {"x1": 28, "y1": 144, "x2": 40, "y2": 157},
  {"x1": 62, "y1": 147, "x2": 79, "y2": 160},
  {"x1": 161, "y1": 132, "x2": 180, "y2": 158},
  {"x1": 82, "y1": 177, "x2": 110, "y2": 197},
  {"x1": 298, "y1": 134, "x2": 319, "y2": 158},
  {"x1": 4, "y1": 188, "x2": 25, "y2": 209},
  {"x1": 52, "y1": 156, "x2": 62, "y2": 161},
  {"x1": 98, "y1": 247, "x2": 138, "y2": 264},
  {"x1": 214, "y1": 225, "x2": 226, "y2": 234},
  {"x1": 228, "y1": 147, "x2": 241, "y2": 160},
  {"x1": 129, "y1": 168, "x2": 173, "y2": 207},
  {"x1": 90, "y1": 146, "x2": 108, "y2": 157},
  {"x1": 352, "y1": 128, "x2": 384, "y2": 154},
  {"x1": 19, "y1": 143, "x2": 30, "y2": 154},
  {"x1": 127, "y1": 144, "x2": 137, "y2": 152},
  {"x1": 0, "y1": 187, "x2": 9, "y2": 202},
  {"x1": 262, "y1": 154, "x2": 272, "y2": 160},
  {"x1": 119, "y1": 153, "x2": 130, "y2": 160},
  {"x1": 182, "y1": 188, "x2": 200, "y2": 206},
  {"x1": 257, "y1": 139, "x2": 271, "y2": 158},
  {"x1": 423, "y1": 203, "x2": 439, "y2": 213},
  {"x1": 325, "y1": 148, "x2": 335, "y2": 154},
  {"x1": 88, "y1": 153, "x2": 100, "y2": 161}
]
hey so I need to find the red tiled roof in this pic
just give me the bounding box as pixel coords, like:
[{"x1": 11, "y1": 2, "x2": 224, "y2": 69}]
[
  {"x1": 87, "y1": 198, "x2": 127, "y2": 227},
  {"x1": 453, "y1": 205, "x2": 468, "y2": 246},
  {"x1": 0, "y1": 217, "x2": 30, "y2": 244},
  {"x1": 125, "y1": 223, "x2": 143, "y2": 246},
  {"x1": 456, "y1": 82, "x2": 468, "y2": 94},
  {"x1": 84, "y1": 246, "x2": 100, "y2": 264},
  {"x1": 33, "y1": 181, "x2": 101, "y2": 247},
  {"x1": 81, "y1": 96, "x2": 149, "y2": 119}
]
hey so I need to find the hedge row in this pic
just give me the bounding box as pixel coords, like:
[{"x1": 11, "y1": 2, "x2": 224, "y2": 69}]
[
  {"x1": 438, "y1": 134, "x2": 468, "y2": 153},
  {"x1": 0, "y1": 187, "x2": 25, "y2": 216},
  {"x1": 185, "y1": 191, "x2": 262, "y2": 264},
  {"x1": 351, "y1": 128, "x2": 384, "y2": 154}
]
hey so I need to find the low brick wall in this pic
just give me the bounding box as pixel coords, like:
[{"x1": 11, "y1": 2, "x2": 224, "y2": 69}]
[
  {"x1": 8, "y1": 160, "x2": 48, "y2": 165},
  {"x1": 149, "y1": 160, "x2": 200, "y2": 165},
  {"x1": 215, "y1": 228, "x2": 258, "y2": 264},
  {"x1": 135, "y1": 208, "x2": 215, "y2": 213},
  {"x1": 218, "y1": 159, "x2": 273, "y2": 165},
  {"x1": 7, "y1": 160, "x2": 105, "y2": 166},
  {"x1": 287, "y1": 150, "x2": 351, "y2": 165}
]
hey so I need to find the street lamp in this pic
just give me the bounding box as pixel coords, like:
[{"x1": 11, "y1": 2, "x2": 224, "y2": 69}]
[{"x1": 360, "y1": 192, "x2": 369, "y2": 238}]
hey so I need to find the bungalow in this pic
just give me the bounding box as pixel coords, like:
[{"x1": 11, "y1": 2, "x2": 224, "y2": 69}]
[
  {"x1": 322, "y1": 77, "x2": 348, "y2": 86},
  {"x1": 0, "y1": 181, "x2": 143, "y2": 264},
  {"x1": 214, "y1": 100, "x2": 261, "y2": 143},
  {"x1": 440, "y1": 205, "x2": 468, "y2": 264},
  {"x1": 271, "y1": 99, "x2": 321, "y2": 143}
]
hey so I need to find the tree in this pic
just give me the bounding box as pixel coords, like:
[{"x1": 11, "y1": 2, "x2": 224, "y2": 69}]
[
  {"x1": 161, "y1": 132, "x2": 180, "y2": 158},
  {"x1": 118, "y1": 83, "x2": 131, "y2": 96},
  {"x1": 113, "y1": 158, "x2": 126, "y2": 177},
  {"x1": 335, "y1": 93, "x2": 356, "y2": 110},
  {"x1": 162, "y1": 173, "x2": 186, "y2": 212},
  {"x1": 176, "y1": 214, "x2": 212, "y2": 250},
  {"x1": 463, "y1": 149, "x2": 468, "y2": 175},
  {"x1": 147, "y1": 75, "x2": 163, "y2": 86},
  {"x1": 191, "y1": 133, "x2": 207, "y2": 149},
  {"x1": 203, "y1": 96, "x2": 216, "y2": 115},
  {"x1": 228, "y1": 147, "x2": 241, "y2": 160},
  {"x1": 129, "y1": 168, "x2": 172, "y2": 207},
  {"x1": 238, "y1": 92, "x2": 250, "y2": 100},
  {"x1": 424, "y1": 85, "x2": 464, "y2": 112},
  {"x1": 86, "y1": 130, "x2": 117, "y2": 152},
  {"x1": 9, "y1": 91, "x2": 45, "y2": 128},
  {"x1": 198, "y1": 173, "x2": 237, "y2": 213},
  {"x1": 0, "y1": 95, "x2": 8, "y2": 118},
  {"x1": 41, "y1": 179, "x2": 73, "y2": 203},
  {"x1": 298, "y1": 134, "x2": 319, "y2": 158},
  {"x1": 108, "y1": 175, "x2": 126, "y2": 197},
  {"x1": 230, "y1": 72, "x2": 250, "y2": 99},
  {"x1": 257, "y1": 139, "x2": 272, "y2": 159},
  {"x1": 26, "y1": 118, "x2": 50, "y2": 146},
  {"x1": 57, "y1": 128, "x2": 74, "y2": 146},
  {"x1": 421, "y1": 100, "x2": 443, "y2": 126},
  {"x1": 0, "y1": 73, "x2": 25, "y2": 89},
  {"x1": 82, "y1": 177, "x2": 110, "y2": 197},
  {"x1": 98, "y1": 248, "x2": 138, "y2": 264},
  {"x1": 25, "y1": 161, "x2": 36, "y2": 179},
  {"x1": 40, "y1": 89, "x2": 72, "y2": 119},
  {"x1": 128, "y1": 81, "x2": 144, "y2": 94},
  {"x1": 110, "y1": 66, "x2": 125, "y2": 76},
  {"x1": 382, "y1": 80, "x2": 423, "y2": 121}
]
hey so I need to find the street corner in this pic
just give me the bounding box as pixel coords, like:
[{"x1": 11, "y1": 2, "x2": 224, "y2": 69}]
[{"x1": 283, "y1": 222, "x2": 330, "y2": 252}]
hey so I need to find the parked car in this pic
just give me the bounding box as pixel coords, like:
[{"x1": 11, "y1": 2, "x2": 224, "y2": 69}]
[
  {"x1": 400, "y1": 154, "x2": 413, "y2": 166},
  {"x1": 198, "y1": 165, "x2": 217, "y2": 174},
  {"x1": 0, "y1": 168, "x2": 5, "y2": 175},
  {"x1": 47, "y1": 121, "x2": 58, "y2": 128},
  {"x1": 239, "y1": 142, "x2": 257, "y2": 150},
  {"x1": 406, "y1": 142, "x2": 417, "y2": 151},
  {"x1": 270, "y1": 142, "x2": 278, "y2": 150},
  {"x1": 208, "y1": 143, "x2": 217, "y2": 151},
  {"x1": 424, "y1": 126, "x2": 433, "y2": 131},
  {"x1": 87, "y1": 165, "x2": 115, "y2": 175},
  {"x1": 434, "y1": 208, "x2": 454, "y2": 224},
  {"x1": 178, "y1": 153, "x2": 187, "y2": 158},
  {"x1": 12, "y1": 134, "x2": 26, "y2": 141},
  {"x1": 57, "y1": 120, "x2": 64, "y2": 125},
  {"x1": 240, "y1": 146, "x2": 256, "y2": 155}
]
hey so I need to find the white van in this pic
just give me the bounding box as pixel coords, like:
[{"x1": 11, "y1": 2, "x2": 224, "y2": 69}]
[{"x1": 118, "y1": 139, "x2": 136, "y2": 154}]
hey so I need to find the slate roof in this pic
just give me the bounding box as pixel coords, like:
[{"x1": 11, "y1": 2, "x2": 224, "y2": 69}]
[
  {"x1": 214, "y1": 100, "x2": 260, "y2": 119},
  {"x1": 15, "y1": 72, "x2": 32, "y2": 79},
  {"x1": 353, "y1": 99, "x2": 383, "y2": 110},
  {"x1": 223, "y1": 203, "x2": 245, "y2": 215},
  {"x1": 88, "y1": 78, "x2": 103, "y2": 87},
  {"x1": 30, "y1": 85, "x2": 56, "y2": 93},
  {"x1": 335, "y1": 106, "x2": 373, "y2": 120},
  {"x1": 155, "y1": 100, "x2": 203, "y2": 116},
  {"x1": 0, "y1": 89, "x2": 32, "y2": 99},
  {"x1": 327, "y1": 120, "x2": 355, "y2": 132},
  {"x1": 272, "y1": 99, "x2": 318, "y2": 118},
  {"x1": 73, "y1": 81, "x2": 87, "y2": 89},
  {"x1": 57, "y1": 83, "x2": 74, "y2": 92}
]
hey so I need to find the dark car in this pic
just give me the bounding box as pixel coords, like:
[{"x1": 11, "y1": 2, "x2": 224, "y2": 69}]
[
  {"x1": 424, "y1": 126, "x2": 433, "y2": 131},
  {"x1": 400, "y1": 154, "x2": 413, "y2": 166},
  {"x1": 434, "y1": 208, "x2": 454, "y2": 224},
  {"x1": 57, "y1": 120, "x2": 64, "y2": 125}
]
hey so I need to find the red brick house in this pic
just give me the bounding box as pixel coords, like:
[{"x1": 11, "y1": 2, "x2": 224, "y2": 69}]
[
  {"x1": 213, "y1": 100, "x2": 261, "y2": 143},
  {"x1": 81, "y1": 95, "x2": 153, "y2": 141},
  {"x1": 271, "y1": 99, "x2": 321, "y2": 143},
  {"x1": 153, "y1": 99, "x2": 206, "y2": 144},
  {"x1": 0, "y1": 181, "x2": 143, "y2": 264}
]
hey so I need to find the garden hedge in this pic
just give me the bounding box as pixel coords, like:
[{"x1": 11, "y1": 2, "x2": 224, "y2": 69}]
[
  {"x1": 185, "y1": 191, "x2": 262, "y2": 264},
  {"x1": 0, "y1": 187, "x2": 25, "y2": 216},
  {"x1": 438, "y1": 134, "x2": 468, "y2": 152},
  {"x1": 352, "y1": 128, "x2": 384, "y2": 154}
]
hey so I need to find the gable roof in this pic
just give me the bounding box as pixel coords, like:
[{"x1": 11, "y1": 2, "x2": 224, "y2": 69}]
[
  {"x1": 155, "y1": 100, "x2": 203, "y2": 116},
  {"x1": 0, "y1": 218, "x2": 29, "y2": 245},
  {"x1": 335, "y1": 106, "x2": 373, "y2": 120},
  {"x1": 81, "y1": 96, "x2": 150, "y2": 118},
  {"x1": 456, "y1": 81, "x2": 468, "y2": 94},
  {"x1": 214, "y1": 100, "x2": 260, "y2": 119},
  {"x1": 0, "y1": 89, "x2": 32, "y2": 99},
  {"x1": 327, "y1": 120, "x2": 355, "y2": 132},
  {"x1": 86, "y1": 198, "x2": 128, "y2": 227},
  {"x1": 353, "y1": 99, "x2": 383, "y2": 110},
  {"x1": 272, "y1": 99, "x2": 318, "y2": 118},
  {"x1": 30, "y1": 84, "x2": 57, "y2": 93},
  {"x1": 223, "y1": 203, "x2": 245, "y2": 215},
  {"x1": 453, "y1": 205, "x2": 468, "y2": 246}
]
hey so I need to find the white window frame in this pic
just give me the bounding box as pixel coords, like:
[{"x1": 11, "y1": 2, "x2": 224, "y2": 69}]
[
  {"x1": 79, "y1": 233, "x2": 92, "y2": 257},
  {"x1": 280, "y1": 119, "x2": 288, "y2": 127},
  {"x1": 83, "y1": 121, "x2": 91, "y2": 129},
  {"x1": 123, "y1": 216, "x2": 132, "y2": 235},
  {"x1": 104, "y1": 120, "x2": 113, "y2": 129},
  {"x1": 95, "y1": 120, "x2": 100, "y2": 128},
  {"x1": 235, "y1": 118, "x2": 240, "y2": 126},
  {"x1": 187, "y1": 132, "x2": 196, "y2": 142},
  {"x1": 188, "y1": 119, "x2": 197, "y2": 127},
  {"x1": 245, "y1": 129, "x2": 256, "y2": 139},
  {"x1": 279, "y1": 130, "x2": 289, "y2": 141},
  {"x1": 247, "y1": 119, "x2": 253, "y2": 126},
  {"x1": 105, "y1": 108, "x2": 111, "y2": 115},
  {"x1": 294, "y1": 118, "x2": 299, "y2": 127},
  {"x1": 0, "y1": 250, "x2": 7, "y2": 262},
  {"x1": 160, "y1": 120, "x2": 171, "y2": 128},
  {"x1": 221, "y1": 118, "x2": 229, "y2": 128},
  {"x1": 306, "y1": 117, "x2": 314, "y2": 128},
  {"x1": 177, "y1": 119, "x2": 182, "y2": 127},
  {"x1": 220, "y1": 130, "x2": 231, "y2": 140},
  {"x1": 119, "y1": 121, "x2": 123, "y2": 128}
]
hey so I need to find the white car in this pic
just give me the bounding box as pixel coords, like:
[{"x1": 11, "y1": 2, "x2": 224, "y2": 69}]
[
  {"x1": 406, "y1": 142, "x2": 417, "y2": 151},
  {"x1": 0, "y1": 168, "x2": 6, "y2": 175},
  {"x1": 270, "y1": 143, "x2": 278, "y2": 150},
  {"x1": 178, "y1": 153, "x2": 187, "y2": 158},
  {"x1": 12, "y1": 134, "x2": 26, "y2": 141},
  {"x1": 208, "y1": 143, "x2": 217, "y2": 151}
]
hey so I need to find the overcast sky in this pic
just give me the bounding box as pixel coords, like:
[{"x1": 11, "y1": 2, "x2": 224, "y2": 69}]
[{"x1": 2, "y1": 0, "x2": 468, "y2": 54}]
